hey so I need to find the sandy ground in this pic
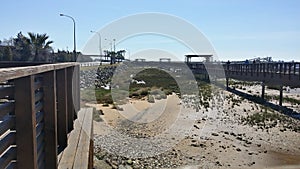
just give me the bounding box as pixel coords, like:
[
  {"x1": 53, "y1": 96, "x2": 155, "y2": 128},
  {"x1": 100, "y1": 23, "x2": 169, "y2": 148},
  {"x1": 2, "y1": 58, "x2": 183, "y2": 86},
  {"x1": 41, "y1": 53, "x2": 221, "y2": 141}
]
[{"x1": 89, "y1": 87, "x2": 300, "y2": 169}]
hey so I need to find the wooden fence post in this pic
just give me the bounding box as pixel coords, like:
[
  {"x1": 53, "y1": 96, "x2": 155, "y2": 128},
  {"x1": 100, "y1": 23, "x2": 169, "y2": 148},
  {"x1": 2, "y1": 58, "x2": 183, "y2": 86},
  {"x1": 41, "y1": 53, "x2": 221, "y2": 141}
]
[
  {"x1": 56, "y1": 68, "x2": 68, "y2": 151},
  {"x1": 14, "y1": 75, "x2": 38, "y2": 169},
  {"x1": 67, "y1": 66, "x2": 75, "y2": 132},
  {"x1": 43, "y1": 70, "x2": 58, "y2": 169}
]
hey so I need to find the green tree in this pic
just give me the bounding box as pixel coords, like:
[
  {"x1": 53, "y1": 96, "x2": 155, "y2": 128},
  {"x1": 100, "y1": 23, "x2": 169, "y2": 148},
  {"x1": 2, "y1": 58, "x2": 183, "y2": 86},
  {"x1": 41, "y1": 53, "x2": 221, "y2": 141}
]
[
  {"x1": 54, "y1": 50, "x2": 73, "y2": 62},
  {"x1": 28, "y1": 32, "x2": 53, "y2": 61},
  {"x1": 13, "y1": 32, "x2": 32, "y2": 61},
  {"x1": 3, "y1": 46, "x2": 13, "y2": 61},
  {"x1": 116, "y1": 50, "x2": 125, "y2": 62}
]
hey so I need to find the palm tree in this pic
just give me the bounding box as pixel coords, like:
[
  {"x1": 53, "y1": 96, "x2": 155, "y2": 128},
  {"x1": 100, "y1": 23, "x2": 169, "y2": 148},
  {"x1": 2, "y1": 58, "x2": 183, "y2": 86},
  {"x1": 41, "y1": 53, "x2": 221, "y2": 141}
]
[
  {"x1": 28, "y1": 32, "x2": 53, "y2": 61},
  {"x1": 116, "y1": 50, "x2": 125, "y2": 62}
]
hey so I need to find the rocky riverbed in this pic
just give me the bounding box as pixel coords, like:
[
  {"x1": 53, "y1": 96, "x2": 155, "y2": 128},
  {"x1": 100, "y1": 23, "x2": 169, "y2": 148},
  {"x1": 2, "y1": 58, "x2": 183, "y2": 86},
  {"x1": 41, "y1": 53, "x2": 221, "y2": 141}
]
[{"x1": 90, "y1": 87, "x2": 300, "y2": 169}]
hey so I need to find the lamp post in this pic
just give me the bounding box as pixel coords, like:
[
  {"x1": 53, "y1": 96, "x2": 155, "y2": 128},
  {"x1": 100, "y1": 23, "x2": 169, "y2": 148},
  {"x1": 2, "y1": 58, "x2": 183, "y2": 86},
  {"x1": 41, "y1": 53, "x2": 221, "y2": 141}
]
[
  {"x1": 104, "y1": 38, "x2": 116, "y2": 64},
  {"x1": 60, "y1": 13, "x2": 76, "y2": 61},
  {"x1": 90, "y1": 30, "x2": 102, "y2": 64}
]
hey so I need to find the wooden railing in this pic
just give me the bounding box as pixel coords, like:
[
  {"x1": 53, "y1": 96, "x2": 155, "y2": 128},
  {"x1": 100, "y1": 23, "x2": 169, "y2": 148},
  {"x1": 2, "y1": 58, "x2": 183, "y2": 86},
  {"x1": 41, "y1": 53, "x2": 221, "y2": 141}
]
[
  {"x1": 187, "y1": 62, "x2": 300, "y2": 87},
  {"x1": 0, "y1": 62, "x2": 80, "y2": 169},
  {"x1": 225, "y1": 62, "x2": 300, "y2": 76}
]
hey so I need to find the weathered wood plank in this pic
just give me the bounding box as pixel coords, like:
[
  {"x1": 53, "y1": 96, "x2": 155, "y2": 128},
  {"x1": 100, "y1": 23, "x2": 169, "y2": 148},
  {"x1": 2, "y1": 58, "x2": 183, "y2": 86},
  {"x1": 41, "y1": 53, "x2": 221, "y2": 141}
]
[
  {"x1": 74, "y1": 65, "x2": 80, "y2": 112},
  {"x1": 56, "y1": 69, "x2": 68, "y2": 152},
  {"x1": 43, "y1": 70, "x2": 58, "y2": 169},
  {"x1": 35, "y1": 90, "x2": 44, "y2": 103},
  {"x1": 0, "y1": 86, "x2": 14, "y2": 99},
  {"x1": 5, "y1": 161, "x2": 16, "y2": 169},
  {"x1": 73, "y1": 108, "x2": 93, "y2": 169},
  {"x1": 14, "y1": 75, "x2": 38, "y2": 169},
  {"x1": 0, "y1": 62, "x2": 78, "y2": 83},
  {"x1": 0, "y1": 146, "x2": 17, "y2": 169},
  {"x1": 58, "y1": 108, "x2": 86, "y2": 169},
  {"x1": 36, "y1": 122, "x2": 44, "y2": 138},
  {"x1": 67, "y1": 67, "x2": 75, "y2": 132},
  {"x1": 37, "y1": 139, "x2": 45, "y2": 163},
  {"x1": 0, "y1": 102, "x2": 14, "y2": 119},
  {"x1": 38, "y1": 153, "x2": 45, "y2": 169},
  {"x1": 0, "y1": 117, "x2": 15, "y2": 139},
  {"x1": 0, "y1": 132, "x2": 16, "y2": 156},
  {"x1": 36, "y1": 110, "x2": 44, "y2": 124}
]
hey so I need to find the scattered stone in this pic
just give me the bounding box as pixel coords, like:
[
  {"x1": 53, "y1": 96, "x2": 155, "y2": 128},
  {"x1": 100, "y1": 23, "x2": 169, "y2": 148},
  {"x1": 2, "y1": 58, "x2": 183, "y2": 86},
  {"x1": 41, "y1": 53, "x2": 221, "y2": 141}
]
[
  {"x1": 127, "y1": 159, "x2": 133, "y2": 165},
  {"x1": 194, "y1": 124, "x2": 200, "y2": 129},
  {"x1": 230, "y1": 132, "x2": 236, "y2": 137},
  {"x1": 212, "y1": 133, "x2": 219, "y2": 136}
]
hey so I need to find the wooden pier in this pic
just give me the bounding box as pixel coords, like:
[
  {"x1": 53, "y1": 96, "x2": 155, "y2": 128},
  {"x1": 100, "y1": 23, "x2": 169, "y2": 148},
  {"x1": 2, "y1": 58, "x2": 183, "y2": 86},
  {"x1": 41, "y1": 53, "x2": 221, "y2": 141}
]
[{"x1": 188, "y1": 62, "x2": 300, "y2": 106}]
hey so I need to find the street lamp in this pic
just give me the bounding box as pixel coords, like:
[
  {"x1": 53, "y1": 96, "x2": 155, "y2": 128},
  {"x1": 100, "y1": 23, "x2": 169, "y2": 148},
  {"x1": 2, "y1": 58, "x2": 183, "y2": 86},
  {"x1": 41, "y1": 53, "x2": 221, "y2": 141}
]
[
  {"x1": 90, "y1": 30, "x2": 102, "y2": 63},
  {"x1": 104, "y1": 38, "x2": 116, "y2": 64},
  {"x1": 60, "y1": 13, "x2": 76, "y2": 61}
]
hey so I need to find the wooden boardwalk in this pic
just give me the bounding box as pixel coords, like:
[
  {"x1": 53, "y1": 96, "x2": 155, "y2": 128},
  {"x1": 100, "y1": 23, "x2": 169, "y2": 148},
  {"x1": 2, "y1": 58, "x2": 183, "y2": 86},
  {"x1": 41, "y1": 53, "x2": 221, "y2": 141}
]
[
  {"x1": 188, "y1": 62, "x2": 300, "y2": 106},
  {"x1": 0, "y1": 62, "x2": 93, "y2": 169},
  {"x1": 58, "y1": 108, "x2": 93, "y2": 169}
]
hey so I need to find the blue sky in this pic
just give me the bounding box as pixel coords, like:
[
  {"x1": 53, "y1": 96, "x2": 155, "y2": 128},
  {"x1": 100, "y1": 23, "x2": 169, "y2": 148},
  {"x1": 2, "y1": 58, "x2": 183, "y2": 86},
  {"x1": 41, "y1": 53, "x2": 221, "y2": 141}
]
[{"x1": 1, "y1": 0, "x2": 300, "y2": 61}]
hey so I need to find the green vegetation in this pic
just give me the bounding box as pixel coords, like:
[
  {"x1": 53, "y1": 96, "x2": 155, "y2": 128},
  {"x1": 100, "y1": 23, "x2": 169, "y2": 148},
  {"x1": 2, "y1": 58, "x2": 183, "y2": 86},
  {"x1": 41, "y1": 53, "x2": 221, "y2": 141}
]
[
  {"x1": 93, "y1": 109, "x2": 103, "y2": 122},
  {"x1": 0, "y1": 32, "x2": 54, "y2": 61},
  {"x1": 130, "y1": 68, "x2": 180, "y2": 94},
  {"x1": 265, "y1": 95, "x2": 300, "y2": 105},
  {"x1": 83, "y1": 68, "x2": 180, "y2": 105},
  {"x1": 241, "y1": 106, "x2": 300, "y2": 132},
  {"x1": 147, "y1": 95, "x2": 155, "y2": 103},
  {"x1": 81, "y1": 88, "x2": 113, "y2": 104},
  {"x1": 198, "y1": 83, "x2": 212, "y2": 109},
  {"x1": 229, "y1": 80, "x2": 260, "y2": 86}
]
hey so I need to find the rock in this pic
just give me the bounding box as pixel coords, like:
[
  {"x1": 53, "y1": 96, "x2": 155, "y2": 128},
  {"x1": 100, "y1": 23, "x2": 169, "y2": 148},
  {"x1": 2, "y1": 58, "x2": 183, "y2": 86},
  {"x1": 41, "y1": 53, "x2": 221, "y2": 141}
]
[
  {"x1": 94, "y1": 159, "x2": 112, "y2": 169},
  {"x1": 230, "y1": 132, "x2": 236, "y2": 136},
  {"x1": 127, "y1": 159, "x2": 133, "y2": 165},
  {"x1": 236, "y1": 148, "x2": 242, "y2": 152},
  {"x1": 236, "y1": 136, "x2": 243, "y2": 141},
  {"x1": 191, "y1": 143, "x2": 206, "y2": 148},
  {"x1": 193, "y1": 124, "x2": 200, "y2": 129},
  {"x1": 212, "y1": 133, "x2": 219, "y2": 136},
  {"x1": 118, "y1": 165, "x2": 133, "y2": 169}
]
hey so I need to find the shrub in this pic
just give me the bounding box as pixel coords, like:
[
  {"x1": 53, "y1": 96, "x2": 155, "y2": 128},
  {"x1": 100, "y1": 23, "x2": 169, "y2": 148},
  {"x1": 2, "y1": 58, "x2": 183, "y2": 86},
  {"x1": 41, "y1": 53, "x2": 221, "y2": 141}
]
[{"x1": 148, "y1": 95, "x2": 155, "y2": 103}]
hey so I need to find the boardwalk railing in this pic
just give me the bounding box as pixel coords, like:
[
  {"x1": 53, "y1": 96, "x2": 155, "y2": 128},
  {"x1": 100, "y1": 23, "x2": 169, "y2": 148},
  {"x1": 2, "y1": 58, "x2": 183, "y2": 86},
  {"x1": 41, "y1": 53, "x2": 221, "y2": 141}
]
[
  {"x1": 187, "y1": 62, "x2": 300, "y2": 87},
  {"x1": 0, "y1": 63, "x2": 80, "y2": 169}
]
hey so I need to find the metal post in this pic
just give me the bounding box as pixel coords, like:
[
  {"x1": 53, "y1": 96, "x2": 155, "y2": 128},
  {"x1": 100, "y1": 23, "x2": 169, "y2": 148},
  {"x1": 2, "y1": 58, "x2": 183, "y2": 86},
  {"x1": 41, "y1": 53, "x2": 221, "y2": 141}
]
[
  {"x1": 261, "y1": 82, "x2": 265, "y2": 100},
  {"x1": 60, "y1": 14, "x2": 76, "y2": 61},
  {"x1": 279, "y1": 85, "x2": 283, "y2": 106}
]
